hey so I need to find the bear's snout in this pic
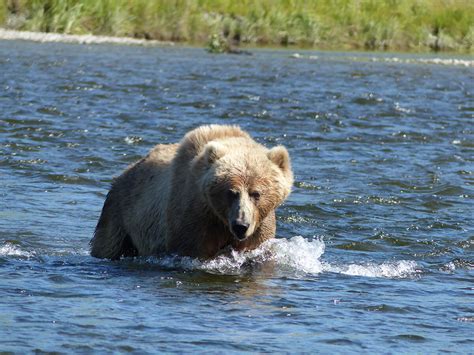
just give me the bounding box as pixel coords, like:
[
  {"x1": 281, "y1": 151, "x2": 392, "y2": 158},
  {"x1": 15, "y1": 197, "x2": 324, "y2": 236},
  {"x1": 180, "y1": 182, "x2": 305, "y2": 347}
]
[{"x1": 231, "y1": 221, "x2": 250, "y2": 240}]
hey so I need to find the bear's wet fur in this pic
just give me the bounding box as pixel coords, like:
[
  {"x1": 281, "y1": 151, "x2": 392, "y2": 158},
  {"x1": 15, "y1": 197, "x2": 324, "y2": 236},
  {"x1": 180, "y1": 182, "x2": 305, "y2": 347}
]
[{"x1": 90, "y1": 125, "x2": 293, "y2": 259}]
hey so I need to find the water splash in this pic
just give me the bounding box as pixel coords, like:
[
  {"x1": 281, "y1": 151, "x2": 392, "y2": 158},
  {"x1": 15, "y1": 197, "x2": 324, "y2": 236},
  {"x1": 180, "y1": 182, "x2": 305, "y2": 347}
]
[
  {"x1": 141, "y1": 236, "x2": 419, "y2": 278},
  {"x1": 324, "y1": 260, "x2": 419, "y2": 278},
  {"x1": 124, "y1": 136, "x2": 143, "y2": 145},
  {"x1": 140, "y1": 236, "x2": 324, "y2": 275},
  {"x1": 0, "y1": 238, "x2": 420, "y2": 278},
  {"x1": 0, "y1": 243, "x2": 34, "y2": 258}
]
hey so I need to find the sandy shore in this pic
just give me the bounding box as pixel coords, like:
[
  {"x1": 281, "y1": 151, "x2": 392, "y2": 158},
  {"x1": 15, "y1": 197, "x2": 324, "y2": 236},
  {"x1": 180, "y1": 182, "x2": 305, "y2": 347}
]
[{"x1": 0, "y1": 28, "x2": 174, "y2": 46}]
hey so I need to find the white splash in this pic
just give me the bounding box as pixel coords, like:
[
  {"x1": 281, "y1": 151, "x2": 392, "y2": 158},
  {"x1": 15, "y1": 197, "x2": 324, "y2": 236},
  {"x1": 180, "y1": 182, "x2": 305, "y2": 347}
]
[
  {"x1": 124, "y1": 136, "x2": 142, "y2": 145},
  {"x1": 142, "y1": 236, "x2": 419, "y2": 279},
  {"x1": 268, "y1": 236, "x2": 325, "y2": 274},
  {"x1": 143, "y1": 236, "x2": 324, "y2": 275},
  {"x1": 324, "y1": 260, "x2": 419, "y2": 278},
  {"x1": 394, "y1": 102, "x2": 411, "y2": 113},
  {"x1": 0, "y1": 243, "x2": 34, "y2": 258}
]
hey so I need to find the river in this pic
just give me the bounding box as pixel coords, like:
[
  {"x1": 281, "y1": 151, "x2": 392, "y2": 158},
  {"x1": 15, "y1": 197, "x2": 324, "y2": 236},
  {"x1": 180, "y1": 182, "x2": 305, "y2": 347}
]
[{"x1": 1, "y1": 40, "x2": 473, "y2": 352}]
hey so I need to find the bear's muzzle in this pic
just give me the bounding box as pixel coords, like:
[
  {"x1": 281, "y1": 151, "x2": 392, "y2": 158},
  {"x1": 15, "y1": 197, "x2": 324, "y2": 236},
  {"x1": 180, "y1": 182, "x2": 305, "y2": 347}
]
[{"x1": 231, "y1": 220, "x2": 250, "y2": 240}]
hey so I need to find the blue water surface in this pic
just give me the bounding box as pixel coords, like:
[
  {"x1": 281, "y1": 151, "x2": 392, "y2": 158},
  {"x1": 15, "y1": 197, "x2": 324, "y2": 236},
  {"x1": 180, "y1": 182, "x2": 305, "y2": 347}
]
[{"x1": 0, "y1": 40, "x2": 473, "y2": 353}]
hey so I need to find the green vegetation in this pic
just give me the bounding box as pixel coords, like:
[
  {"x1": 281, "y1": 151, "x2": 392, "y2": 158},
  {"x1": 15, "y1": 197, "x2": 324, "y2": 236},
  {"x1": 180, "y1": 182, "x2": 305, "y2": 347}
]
[
  {"x1": 0, "y1": 1, "x2": 7, "y2": 25},
  {"x1": 207, "y1": 33, "x2": 231, "y2": 54},
  {"x1": 2, "y1": 0, "x2": 474, "y2": 52}
]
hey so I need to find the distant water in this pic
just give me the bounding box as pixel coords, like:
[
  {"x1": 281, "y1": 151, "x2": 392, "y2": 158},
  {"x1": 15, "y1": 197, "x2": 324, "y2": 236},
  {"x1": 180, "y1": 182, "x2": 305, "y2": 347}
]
[{"x1": 1, "y1": 41, "x2": 473, "y2": 353}]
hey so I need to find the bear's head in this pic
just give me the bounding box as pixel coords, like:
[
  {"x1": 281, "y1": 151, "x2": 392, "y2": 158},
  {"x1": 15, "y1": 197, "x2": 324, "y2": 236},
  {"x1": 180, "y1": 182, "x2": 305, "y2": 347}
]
[{"x1": 193, "y1": 137, "x2": 293, "y2": 241}]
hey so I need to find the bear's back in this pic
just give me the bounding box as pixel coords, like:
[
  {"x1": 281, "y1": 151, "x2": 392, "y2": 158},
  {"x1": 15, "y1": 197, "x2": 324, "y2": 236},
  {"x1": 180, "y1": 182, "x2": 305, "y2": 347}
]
[{"x1": 175, "y1": 125, "x2": 251, "y2": 165}]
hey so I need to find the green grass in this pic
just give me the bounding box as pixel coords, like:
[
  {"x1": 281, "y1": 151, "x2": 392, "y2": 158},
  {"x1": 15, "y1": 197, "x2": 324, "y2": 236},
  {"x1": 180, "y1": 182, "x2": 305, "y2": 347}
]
[{"x1": 2, "y1": 0, "x2": 473, "y2": 52}]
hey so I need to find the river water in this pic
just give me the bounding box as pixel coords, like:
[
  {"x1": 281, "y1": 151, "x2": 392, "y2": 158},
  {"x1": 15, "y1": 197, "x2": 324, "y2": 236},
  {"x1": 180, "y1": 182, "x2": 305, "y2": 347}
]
[{"x1": 0, "y1": 41, "x2": 473, "y2": 353}]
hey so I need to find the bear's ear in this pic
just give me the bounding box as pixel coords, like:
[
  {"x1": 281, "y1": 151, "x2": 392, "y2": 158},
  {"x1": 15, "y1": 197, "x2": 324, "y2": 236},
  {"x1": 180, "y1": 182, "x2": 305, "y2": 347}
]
[
  {"x1": 204, "y1": 141, "x2": 225, "y2": 164},
  {"x1": 268, "y1": 146, "x2": 291, "y2": 172}
]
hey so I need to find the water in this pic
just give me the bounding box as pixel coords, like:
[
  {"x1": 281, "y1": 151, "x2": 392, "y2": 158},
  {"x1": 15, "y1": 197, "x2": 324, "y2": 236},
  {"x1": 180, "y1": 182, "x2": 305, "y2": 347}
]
[{"x1": 1, "y1": 41, "x2": 473, "y2": 353}]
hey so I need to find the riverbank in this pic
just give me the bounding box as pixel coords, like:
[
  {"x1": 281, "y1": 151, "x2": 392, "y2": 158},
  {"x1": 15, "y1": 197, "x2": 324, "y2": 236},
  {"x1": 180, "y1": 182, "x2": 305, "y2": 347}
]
[
  {"x1": 2, "y1": 28, "x2": 473, "y2": 68},
  {"x1": 1, "y1": 0, "x2": 473, "y2": 53}
]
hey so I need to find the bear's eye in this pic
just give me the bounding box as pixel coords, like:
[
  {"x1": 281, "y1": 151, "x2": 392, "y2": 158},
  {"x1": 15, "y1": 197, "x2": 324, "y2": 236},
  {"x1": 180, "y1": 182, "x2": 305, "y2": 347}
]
[
  {"x1": 227, "y1": 189, "x2": 240, "y2": 200},
  {"x1": 250, "y1": 191, "x2": 261, "y2": 201}
]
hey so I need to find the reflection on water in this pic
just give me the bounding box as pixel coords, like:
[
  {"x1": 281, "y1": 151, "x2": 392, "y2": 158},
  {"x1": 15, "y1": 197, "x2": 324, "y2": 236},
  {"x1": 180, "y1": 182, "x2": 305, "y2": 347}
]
[{"x1": 0, "y1": 41, "x2": 473, "y2": 352}]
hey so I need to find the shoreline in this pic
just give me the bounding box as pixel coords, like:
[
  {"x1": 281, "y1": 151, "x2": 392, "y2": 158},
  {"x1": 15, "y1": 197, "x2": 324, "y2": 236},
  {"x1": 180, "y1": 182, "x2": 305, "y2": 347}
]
[
  {"x1": 2, "y1": 0, "x2": 472, "y2": 54},
  {"x1": 290, "y1": 53, "x2": 474, "y2": 67},
  {"x1": 1, "y1": 28, "x2": 472, "y2": 68},
  {"x1": 0, "y1": 28, "x2": 174, "y2": 46}
]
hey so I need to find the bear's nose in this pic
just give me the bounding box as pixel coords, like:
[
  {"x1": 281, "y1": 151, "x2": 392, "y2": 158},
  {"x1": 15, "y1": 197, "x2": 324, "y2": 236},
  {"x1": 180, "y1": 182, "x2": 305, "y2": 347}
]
[{"x1": 231, "y1": 222, "x2": 249, "y2": 240}]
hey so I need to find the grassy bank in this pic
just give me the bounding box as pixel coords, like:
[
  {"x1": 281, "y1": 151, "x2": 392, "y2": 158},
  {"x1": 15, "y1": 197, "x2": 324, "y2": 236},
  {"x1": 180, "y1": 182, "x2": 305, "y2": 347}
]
[{"x1": 1, "y1": 0, "x2": 473, "y2": 52}]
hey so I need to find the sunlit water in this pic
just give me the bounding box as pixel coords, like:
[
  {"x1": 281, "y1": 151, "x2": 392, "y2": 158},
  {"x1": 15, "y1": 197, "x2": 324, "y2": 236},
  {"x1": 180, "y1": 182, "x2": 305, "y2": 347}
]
[{"x1": 1, "y1": 41, "x2": 473, "y2": 353}]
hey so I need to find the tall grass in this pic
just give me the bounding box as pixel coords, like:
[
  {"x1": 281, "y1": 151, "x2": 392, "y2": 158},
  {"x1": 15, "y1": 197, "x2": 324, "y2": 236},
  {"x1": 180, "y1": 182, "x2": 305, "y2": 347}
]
[
  {"x1": 2, "y1": 0, "x2": 473, "y2": 52},
  {"x1": 0, "y1": 1, "x2": 7, "y2": 25}
]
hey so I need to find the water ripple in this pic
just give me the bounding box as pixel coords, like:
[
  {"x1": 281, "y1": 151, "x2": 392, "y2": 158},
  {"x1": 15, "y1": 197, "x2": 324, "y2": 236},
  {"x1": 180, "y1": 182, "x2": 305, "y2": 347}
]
[{"x1": 1, "y1": 42, "x2": 472, "y2": 353}]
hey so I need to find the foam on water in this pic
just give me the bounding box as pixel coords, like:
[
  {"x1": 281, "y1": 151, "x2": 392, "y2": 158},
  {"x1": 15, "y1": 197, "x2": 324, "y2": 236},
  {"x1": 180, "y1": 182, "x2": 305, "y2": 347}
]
[
  {"x1": 291, "y1": 53, "x2": 474, "y2": 67},
  {"x1": 142, "y1": 236, "x2": 420, "y2": 279},
  {"x1": 324, "y1": 260, "x2": 419, "y2": 278},
  {"x1": 141, "y1": 236, "x2": 324, "y2": 275},
  {"x1": 367, "y1": 56, "x2": 474, "y2": 67},
  {"x1": 0, "y1": 238, "x2": 419, "y2": 278},
  {"x1": 0, "y1": 243, "x2": 34, "y2": 258}
]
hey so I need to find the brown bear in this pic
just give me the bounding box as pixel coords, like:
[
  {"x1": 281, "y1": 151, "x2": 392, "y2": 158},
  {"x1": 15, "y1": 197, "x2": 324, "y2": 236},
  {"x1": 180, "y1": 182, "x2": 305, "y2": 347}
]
[{"x1": 90, "y1": 124, "x2": 293, "y2": 259}]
